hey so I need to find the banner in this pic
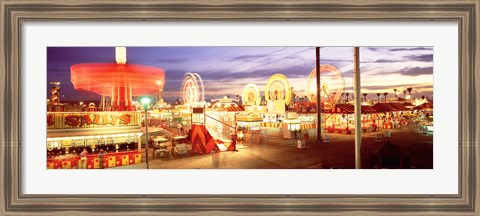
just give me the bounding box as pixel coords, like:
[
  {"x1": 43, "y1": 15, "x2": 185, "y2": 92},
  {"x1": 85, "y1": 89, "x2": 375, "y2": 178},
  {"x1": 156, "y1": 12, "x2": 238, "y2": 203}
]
[{"x1": 47, "y1": 111, "x2": 141, "y2": 129}]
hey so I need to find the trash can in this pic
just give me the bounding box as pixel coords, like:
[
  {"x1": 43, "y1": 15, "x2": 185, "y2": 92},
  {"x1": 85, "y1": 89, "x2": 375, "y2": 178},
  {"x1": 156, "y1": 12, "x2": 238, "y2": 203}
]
[{"x1": 297, "y1": 140, "x2": 305, "y2": 149}]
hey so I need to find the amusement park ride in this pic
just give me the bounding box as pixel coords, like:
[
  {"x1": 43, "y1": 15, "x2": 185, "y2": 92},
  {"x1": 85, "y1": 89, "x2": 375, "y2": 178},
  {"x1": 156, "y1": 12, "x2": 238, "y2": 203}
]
[{"x1": 182, "y1": 64, "x2": 346, "y2": 153}]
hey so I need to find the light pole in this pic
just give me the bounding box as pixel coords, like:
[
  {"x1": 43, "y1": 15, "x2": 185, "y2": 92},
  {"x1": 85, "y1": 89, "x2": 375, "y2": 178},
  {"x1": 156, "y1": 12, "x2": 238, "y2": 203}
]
[
  {"x1": 156, "y1": 80, "x2": 162, "y2": 103},
  {"x1": 140, "y1": 96, "x2": 151, "y2": 169}
]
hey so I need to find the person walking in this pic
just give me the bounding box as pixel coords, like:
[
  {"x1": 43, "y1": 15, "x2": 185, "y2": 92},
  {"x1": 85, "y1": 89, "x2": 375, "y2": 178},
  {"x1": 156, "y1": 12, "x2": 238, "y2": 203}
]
[
  {"x1": 98, "y1": 149, "x2": 106, "y2": 169},
  {"x1": 211, "y1": 149, "x2": 220, "y2": 169},
  {"x1": 79, "y1": 148, "x2": 88, "y2": 169}
]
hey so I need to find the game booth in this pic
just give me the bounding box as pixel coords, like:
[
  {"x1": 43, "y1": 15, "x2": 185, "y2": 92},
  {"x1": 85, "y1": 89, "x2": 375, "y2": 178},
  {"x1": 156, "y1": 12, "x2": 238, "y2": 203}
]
[{"x1": 46, "y1": 111, "x2": 143, "y2": 169}]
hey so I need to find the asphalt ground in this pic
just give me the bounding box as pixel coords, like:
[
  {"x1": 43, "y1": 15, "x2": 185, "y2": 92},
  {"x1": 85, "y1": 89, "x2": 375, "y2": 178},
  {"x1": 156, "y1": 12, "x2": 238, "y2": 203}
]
[{"x1": 111, "y1": 126, "x2": 433, "y2": 169}]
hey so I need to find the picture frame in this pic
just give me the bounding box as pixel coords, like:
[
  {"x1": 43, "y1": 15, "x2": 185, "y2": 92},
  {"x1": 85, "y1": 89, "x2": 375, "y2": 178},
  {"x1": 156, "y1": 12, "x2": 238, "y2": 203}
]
[{"x1": 1, "y1": 0, "x2": 478, "y2": 215}]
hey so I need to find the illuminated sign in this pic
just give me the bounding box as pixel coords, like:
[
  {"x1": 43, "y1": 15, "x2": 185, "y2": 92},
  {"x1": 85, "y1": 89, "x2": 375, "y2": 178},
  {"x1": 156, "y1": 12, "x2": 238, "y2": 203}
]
[
  {"x1": 47, "y1": 112, "x2": 141, "y2": 129},
  {"x1": 192, "y1": 107, "x2": 204, "y2": 114}
]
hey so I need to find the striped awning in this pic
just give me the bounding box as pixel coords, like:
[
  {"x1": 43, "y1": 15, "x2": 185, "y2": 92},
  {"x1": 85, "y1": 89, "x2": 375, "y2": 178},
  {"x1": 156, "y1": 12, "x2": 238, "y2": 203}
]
[{"x1": 327, "y1": 104, "x2": 377, "y2": 114}]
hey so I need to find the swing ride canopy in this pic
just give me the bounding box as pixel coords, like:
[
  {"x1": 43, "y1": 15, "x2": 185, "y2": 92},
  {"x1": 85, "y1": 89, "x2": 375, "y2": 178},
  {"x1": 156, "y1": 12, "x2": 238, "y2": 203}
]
[{"x1": 71, "y1": 63, "x2": 165, "y2": 96}]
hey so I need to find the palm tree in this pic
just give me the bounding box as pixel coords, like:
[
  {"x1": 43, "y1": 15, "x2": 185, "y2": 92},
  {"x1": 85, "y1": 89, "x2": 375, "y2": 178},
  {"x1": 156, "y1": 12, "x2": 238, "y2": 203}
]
[
  {"x1": 362, "y1": 93, "x2": 368, "y2": 101},
  {"x1": 376, "y1": 93, "x2": 381, "y2": 101},
  {"x1": 345, "y1": 92, "x2": 350, "y2": 102},
  {"x1": 393, "y1": 89, "x2": 398, "y2": 98},
  {"x1": 383, "y1": 92, "x2": 388, "y2": 101},
  {"x1": 407, "y1": 87, "x2": 413, "y2": 95},
  {"x1": 402, "y1": 90, "x2": 407, "y2": 98}
]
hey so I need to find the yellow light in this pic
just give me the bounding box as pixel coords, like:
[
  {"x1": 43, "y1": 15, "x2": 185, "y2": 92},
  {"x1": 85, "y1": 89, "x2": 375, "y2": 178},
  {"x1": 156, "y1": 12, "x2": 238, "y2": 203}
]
[
  {"x1": 115, "y1": 47, "x2": 127, "y2": 64},
  {"x1": 242, "y1": 83, "x2": 261, "y2": 106},
  {"x1": 46, "y1": 133, "x2": 142, "y2": 141},
  {"x1": 264, "y1": 74, "x2": 292, "y2": 105}
]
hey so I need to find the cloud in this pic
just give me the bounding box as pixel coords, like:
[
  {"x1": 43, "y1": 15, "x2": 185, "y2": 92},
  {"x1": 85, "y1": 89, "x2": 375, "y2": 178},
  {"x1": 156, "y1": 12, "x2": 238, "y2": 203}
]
[
  {"x1": 373, "y1": 59, "x2": 403, "y2": 63},
  {"x1": 341, "y1": 69, "x2": 354, "y2": 76},
  {"x1": 231, "y1": 54, "x2": 271, "y2": 61},
  {"x1": 398, "y1": 66, "x2": 433, "y2": 76},
  {"x1": 198, "y1": 64, "x2": 312, "y2": 82},
  {"x1": 389, "y1": 47, "x2": 433, "y2": 51},
  {"x1": 405, "y1": 54, "x2": 433, "y2": 62},
  {"x1": 366, "y1": 47, "x2": 382, "y2": 51},
  {"x1": 164, "y1": 69, "x2": 190, "y2": 80},
  {"x1": 321, "y1": 58, "x2": 352, "y2": 63}
]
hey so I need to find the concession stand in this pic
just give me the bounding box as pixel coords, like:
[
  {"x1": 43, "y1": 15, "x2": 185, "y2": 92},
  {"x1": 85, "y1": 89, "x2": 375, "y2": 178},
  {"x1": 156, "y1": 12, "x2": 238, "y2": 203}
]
[
  {"x1": 47, "y1": 111, "x2": 143, "y2": 169},
  {"x1": 372, "y1": 103, "x2": 411, "y2": 129},
  {"x1": 282, "y1": 112, "x2": 302, "y2": 139},
  {"x1": 323, "y1": 103, "x2": 378, "y2": 134},
  {"x1": 236, "y1": 113, "x2": 263, "y2": 135}
]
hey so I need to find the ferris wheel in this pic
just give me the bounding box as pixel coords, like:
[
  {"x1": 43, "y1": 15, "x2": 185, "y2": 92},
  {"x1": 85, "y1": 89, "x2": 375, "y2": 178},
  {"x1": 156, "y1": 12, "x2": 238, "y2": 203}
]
[
  {"x1": 306, "y1": 64, "x2": 345, "y2": 104},
  {"x1": 181, "y1": 73, "x2": 205, "y2": 106},
  {"x1": 242, "y1": 83, "x2": 261, "y2": 106},
  {"x1": 265, "y1": 74, "x2": 292, "y2": 105}
]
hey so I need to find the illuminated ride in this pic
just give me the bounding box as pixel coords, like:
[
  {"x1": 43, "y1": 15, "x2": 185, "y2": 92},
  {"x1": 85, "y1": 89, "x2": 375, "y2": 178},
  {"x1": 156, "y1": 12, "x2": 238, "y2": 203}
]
[
  {"x1": 70, "y1": 47, "x2": 165, "y2": 111},
  {"x1": 181, "y1": 73, "x2": 205, "y2": 106},
  {"x1": 265, "y1": 74, "x2": 292, "y2": 105},
  {"x1": 206, "y1": 96, "x2": 242, "y2": 145},
  {"x1": 306, "y1": 64, "x2": 345, "y2": 105},
  {"x1": 49, "y1": 82, "x2": 61, "y2": 105},
  {"x1": 241, "y1": 83, "x2": 261, "y2": 106},
  {"x1": 181, "y1": 73, "x2": 237, "y2": 154},
  {"x1": 238, "y1": 84, "x2": 263, "y2": 135}
]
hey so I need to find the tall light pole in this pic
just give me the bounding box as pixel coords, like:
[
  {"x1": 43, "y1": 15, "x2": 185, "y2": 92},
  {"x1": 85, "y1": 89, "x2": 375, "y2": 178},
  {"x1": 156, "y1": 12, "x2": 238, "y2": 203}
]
[
  {"x1": 140, "y1": 96, "x2": 151, "y2": 169},
  {"x1": 315, "y1": 47, "x2": 322, "y2": 142},
  {"x1": 353, "y1": 47, "x2": 362, "y2": 169}
]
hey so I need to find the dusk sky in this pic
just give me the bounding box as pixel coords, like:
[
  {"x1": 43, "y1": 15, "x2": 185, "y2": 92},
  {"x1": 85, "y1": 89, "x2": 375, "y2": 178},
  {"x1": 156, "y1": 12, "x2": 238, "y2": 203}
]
[{"x1": 47, "y1": 46, "x2": 433, "y2": 103}]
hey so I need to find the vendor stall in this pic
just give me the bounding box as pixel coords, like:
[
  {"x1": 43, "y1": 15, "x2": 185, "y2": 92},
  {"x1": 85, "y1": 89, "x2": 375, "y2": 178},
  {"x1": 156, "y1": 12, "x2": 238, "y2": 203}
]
[
  {"x1": 46, "y1": 111, "x2": 143, "y2": 169},
  {"x1": 323, "y1": 103, "x2": 377, "y2": 134},
  {"x1": 237, "y1": 113, "x2": 263, "y2": 134},
  {"x1": 282, "y1": 112, "x2": 301, "y2": 139}
]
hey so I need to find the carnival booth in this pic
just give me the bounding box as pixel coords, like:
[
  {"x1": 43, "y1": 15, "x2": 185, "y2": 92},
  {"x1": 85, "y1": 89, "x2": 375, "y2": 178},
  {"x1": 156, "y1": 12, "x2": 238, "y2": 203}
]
[
  {"x1": 413, "y1": 101, "x2": 433, "y2": 134},
  {"x1": 294, "y1": 102, "x2": 318, "y2": 129},
  {"x1": 47, "y1": 111, "x2": 143, "y2": 169},
  {"x1": 237, "y1": 113, "x2": 262, "y2": 135},
  {"x1": 372, "y1": 103, "x2": 411, "y2": 129},
  {"x1": 282, "y1": 112, "x2": 301, "y2": 139},
  {"x1": 323, "y1": 104, "x2": 378, "y2": 134}
]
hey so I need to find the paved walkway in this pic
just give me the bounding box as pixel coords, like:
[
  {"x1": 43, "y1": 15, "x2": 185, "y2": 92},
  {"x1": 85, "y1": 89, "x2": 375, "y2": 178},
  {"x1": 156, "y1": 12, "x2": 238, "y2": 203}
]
[{"x1": 112, "y1": 127, "x2": 433, "y2": 169}]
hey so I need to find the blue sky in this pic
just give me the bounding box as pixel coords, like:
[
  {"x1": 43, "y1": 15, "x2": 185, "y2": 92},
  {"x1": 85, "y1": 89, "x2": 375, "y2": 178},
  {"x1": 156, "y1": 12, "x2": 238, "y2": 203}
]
[{"x1": 47, "y1": 46, "x2": 433, "y2": 103}]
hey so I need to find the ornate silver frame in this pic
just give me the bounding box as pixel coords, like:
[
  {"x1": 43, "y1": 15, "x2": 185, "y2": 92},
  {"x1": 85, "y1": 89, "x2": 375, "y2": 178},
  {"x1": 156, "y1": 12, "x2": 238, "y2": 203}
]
[{"x1": 1, "y1": 0, "x2": 478, "y2": 215}]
